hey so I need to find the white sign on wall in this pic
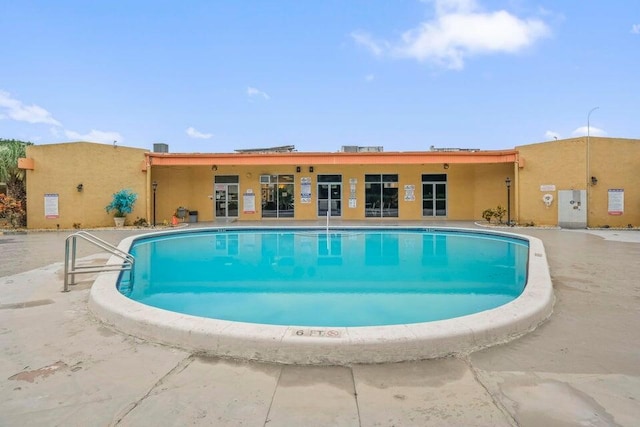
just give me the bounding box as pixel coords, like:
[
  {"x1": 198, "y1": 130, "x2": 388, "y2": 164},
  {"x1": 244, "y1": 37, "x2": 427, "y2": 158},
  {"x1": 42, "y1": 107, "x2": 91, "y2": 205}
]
[
  {"x1": 349, "y1": 178, "x2": 357, "y2": 208},
  {"x1": 300, "y1": 177, "x2": 311, "y2": 203},
  {"x1": 608, "y1": 189, "x2": 624, "y2": 215},
  {"x1": 243, "y1": 192, "x2": 255, "y2": 214},
  {"x1": 404, "y1": 184, "x2": 415, "y2": 202},
  {"x1": 44, "y1": 193, "x2": 59, "y2": 219}
]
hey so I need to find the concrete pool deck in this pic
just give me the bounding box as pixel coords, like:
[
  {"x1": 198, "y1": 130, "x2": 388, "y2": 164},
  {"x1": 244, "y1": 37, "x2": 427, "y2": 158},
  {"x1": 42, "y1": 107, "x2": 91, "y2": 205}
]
[{"x1": 1, "y1": 222, "x2": 639, "y2": 426}]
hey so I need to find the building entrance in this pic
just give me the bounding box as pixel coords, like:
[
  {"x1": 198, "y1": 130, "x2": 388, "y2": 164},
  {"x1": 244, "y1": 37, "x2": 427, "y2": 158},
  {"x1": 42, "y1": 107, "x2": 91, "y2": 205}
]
[
  {"x1": 318, "y1": 174, "x2": 342, "y2": 217},
  {"x1": 214, "y1": 176, "x2": 239, "y2": 218}
]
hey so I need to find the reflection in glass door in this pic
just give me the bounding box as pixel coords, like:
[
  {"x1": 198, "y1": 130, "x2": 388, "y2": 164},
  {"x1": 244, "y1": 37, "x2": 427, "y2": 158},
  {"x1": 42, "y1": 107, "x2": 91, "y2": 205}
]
[
  {"x1": 317, "y1": 174, "x2": 342, "y2": 217},
  {"x1": 365, "y1": 174, "x2": 399, "y2": 218},
  {"x1": 261, "y1": 175, "x2": 295, "y2": 218},
  {"x1": 214, "y1": 176, "x2": 239, "y2": 218}
]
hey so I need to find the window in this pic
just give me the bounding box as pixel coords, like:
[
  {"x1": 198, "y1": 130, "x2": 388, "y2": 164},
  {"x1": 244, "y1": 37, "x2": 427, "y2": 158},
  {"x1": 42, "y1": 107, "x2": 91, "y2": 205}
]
[
  {"x1": 422, "y1": 174, "x2": 447, "y2": 217},
  {"x1": 365, "y1": 174, "x2": 398, "y2": 218}
]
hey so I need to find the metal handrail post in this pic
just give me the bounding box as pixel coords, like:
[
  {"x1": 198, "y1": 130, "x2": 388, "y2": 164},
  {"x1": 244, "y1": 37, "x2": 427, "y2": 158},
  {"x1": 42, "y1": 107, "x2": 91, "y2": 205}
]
[
  {"x1": 63, "y1": 237, "x2": 71, "y2": 292},
  {"x1": 70, "y1": 235, "x2": 77, "y2": 285},
  {"x1": 63, "y1": 231, "x2": 134, "y2": 293}
]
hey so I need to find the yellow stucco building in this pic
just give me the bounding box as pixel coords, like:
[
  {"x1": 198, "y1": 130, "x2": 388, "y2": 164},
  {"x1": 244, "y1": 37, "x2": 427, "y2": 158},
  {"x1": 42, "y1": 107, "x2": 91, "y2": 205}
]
[{"x1": 19, "y1": 137, "x2": 639, "y2": 229}]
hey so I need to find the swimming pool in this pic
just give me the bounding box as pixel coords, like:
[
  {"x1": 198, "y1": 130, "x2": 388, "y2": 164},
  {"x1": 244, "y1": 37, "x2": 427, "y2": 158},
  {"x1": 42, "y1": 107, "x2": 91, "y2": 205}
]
[
  {"x1": 119, "y1": 229, "x2": 528, "y2": 327},
  {"x1": 89, "y1": 227, "x2": 554, "y2": 364}
]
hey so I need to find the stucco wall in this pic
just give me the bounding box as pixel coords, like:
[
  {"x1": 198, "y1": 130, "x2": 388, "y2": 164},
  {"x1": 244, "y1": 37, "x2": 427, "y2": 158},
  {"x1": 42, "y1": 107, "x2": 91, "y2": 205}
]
[
  {"x1": 148, "y1": 162, "x2": 513, "y2": 222},
  {"x1": 22, "y1": 138, "x2": 638, "y2": 229},
  {"x1": 25, "y1": 142, "x2": 148, "y2": 229},
  {"x1": 517, "y1": 137, "x2": 639, "y2": 227}
]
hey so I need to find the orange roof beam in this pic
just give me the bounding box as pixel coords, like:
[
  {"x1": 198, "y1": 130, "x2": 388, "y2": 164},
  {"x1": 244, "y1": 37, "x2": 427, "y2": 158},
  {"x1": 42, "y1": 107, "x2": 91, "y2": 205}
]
[{"x1": 146, "y1": 150, "x2": 518, "y2": 166}]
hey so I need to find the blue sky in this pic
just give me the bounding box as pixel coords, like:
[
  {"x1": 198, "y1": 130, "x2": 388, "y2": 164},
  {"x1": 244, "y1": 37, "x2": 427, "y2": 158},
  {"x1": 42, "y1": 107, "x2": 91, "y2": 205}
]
[{"x1": 1, "y1": 0, "x2": 638, "y2": 153}]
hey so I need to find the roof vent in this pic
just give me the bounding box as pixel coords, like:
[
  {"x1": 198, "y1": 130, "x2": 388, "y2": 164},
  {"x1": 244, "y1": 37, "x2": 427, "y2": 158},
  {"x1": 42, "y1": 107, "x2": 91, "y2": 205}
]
[{"x1": 153, "y1": 143, "x2": 169, "y2": 153}]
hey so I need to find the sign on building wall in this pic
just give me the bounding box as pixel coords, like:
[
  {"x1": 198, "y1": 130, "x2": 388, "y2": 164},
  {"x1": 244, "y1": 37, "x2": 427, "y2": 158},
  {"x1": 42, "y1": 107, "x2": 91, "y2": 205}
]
[
  {"x1": 44, "y1": 193, "x2": 59, "y2": 219},
  {"x1": 349, "y1": 178, "x2": 357, "y2": 208},
  {"x1": 404, "y1": 185, "x2": 415, "y2": 202},
  {"x1": 300, "y1": 177, "x2": 311, "y2": 203},
  {"x1": 243, "y1": 189, "x2": 255, "y2": 214},
  {"x1": 540, "y1": 184, "x2": 556, "y2": 192},
  {"x1": 608, "y1": 189, "x2": 624, "y2": 215}
]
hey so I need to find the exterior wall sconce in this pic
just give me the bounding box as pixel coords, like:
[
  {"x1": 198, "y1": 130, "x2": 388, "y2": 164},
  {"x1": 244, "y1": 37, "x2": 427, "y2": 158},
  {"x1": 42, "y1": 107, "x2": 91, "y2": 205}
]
[
  {"x1": 443, "y1": 163, "x2": 449, "y2": 170},
  {"x1": 591, "y1": 176, "x2": 598, "y2": 185},
  {"x1": 296, "y1": 166, "x2": 301, "y2": 172},
  {"x1": 211, "y1": 165, "x2": 218, "y2": 171},
  {"x1": 309, "y1": 166, "x2": 314, "y2": 172},
  {"x1": 76, "y1": 183, "x2": 83, "y2": 192}
]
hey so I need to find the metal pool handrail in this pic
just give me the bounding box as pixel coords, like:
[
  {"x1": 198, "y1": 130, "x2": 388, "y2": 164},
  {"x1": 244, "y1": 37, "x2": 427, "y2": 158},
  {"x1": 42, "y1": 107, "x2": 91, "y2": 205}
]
[{"x1": 64, "y1": 231, "x2": 134, "y2": 292}]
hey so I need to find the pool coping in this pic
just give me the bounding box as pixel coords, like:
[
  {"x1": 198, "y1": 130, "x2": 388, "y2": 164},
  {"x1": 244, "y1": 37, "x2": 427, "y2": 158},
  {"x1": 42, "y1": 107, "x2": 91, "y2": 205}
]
[{"x1": 88, "y1": 226, "x2": 555, "y2": 365}]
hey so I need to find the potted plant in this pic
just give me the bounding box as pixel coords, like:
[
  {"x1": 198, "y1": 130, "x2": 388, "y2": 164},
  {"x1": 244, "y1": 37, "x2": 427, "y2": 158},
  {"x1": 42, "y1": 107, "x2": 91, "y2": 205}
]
[{"x1": 105, "y1": 189, "x2": 138, "y2": 227}]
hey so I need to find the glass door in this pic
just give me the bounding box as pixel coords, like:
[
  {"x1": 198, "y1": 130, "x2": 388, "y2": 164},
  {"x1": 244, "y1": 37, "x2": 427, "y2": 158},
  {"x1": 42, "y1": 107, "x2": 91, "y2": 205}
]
[
  {"x1": 215, "y1": 185, "x2": 228, "y2": 217},
  {"x1": 317, "y1": 175, "x2": 342, "y2": 217},
  {"x1": 227, "y1": 185, "x2": 239, "y2": 217},
  {"x1": 365, "y1": 174, "x2": 398, "y2": 218},
  {"x1": 422, "y1": 174, "x2": 447, "y2": 217},
  {"x1": 214, "y1": 176, "x2": 240, "y2": 218},
  {"x1": 261, "y1": 175, "x2": 295, "y2": 218}
]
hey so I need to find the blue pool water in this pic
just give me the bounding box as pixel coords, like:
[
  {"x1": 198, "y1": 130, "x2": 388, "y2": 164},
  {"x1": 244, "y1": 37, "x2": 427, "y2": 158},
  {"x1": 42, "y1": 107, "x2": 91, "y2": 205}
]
[{"x1": 119, "y1": 228, "x2": 528, "y2": 327}]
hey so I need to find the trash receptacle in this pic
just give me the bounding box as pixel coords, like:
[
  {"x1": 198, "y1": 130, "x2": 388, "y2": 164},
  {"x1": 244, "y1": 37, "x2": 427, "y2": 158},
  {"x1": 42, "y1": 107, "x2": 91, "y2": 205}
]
[{"x1": 189, "y1": 211, "x2": 198, "y2": 223}]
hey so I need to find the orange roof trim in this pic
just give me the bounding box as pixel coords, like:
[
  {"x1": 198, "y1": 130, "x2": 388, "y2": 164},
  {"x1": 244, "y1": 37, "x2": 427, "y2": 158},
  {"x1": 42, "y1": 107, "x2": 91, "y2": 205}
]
[{"x1": 146, "y1": 150, "x2": 518, "y2": 166}]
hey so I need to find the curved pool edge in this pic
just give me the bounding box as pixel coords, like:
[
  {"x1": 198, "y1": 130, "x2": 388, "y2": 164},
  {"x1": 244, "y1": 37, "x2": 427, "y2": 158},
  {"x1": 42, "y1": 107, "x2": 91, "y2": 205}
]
[{"x1": 88, "y1": 227, "x2": 555, "y2": 365}]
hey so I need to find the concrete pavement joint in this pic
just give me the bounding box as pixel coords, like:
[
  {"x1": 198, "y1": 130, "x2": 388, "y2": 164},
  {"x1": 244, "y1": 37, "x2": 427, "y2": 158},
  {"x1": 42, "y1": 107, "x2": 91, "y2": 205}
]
[
  {"x1": 114, "y1": 354, "x2": 195, "y2": 425},
  {"x1": 462, "y1": 355, "x2": 519, "y2": 427},
  {"x1": 349, "y1": 366, "x2": 363, "y2": 427},
  {"x1": 262, "y1": 362, "x2": 283, "y2": 426}
]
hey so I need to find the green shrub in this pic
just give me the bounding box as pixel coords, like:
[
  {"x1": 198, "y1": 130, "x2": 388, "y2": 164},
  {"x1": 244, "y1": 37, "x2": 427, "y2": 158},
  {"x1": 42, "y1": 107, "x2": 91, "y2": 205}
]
[
  {"x1": 482, "y1": 208, "x2": 494, "y2": 222},
  {"x1": 133, "y1": 217, "x2": 148, "y2": 227},
  {"x1": 493, "y1": 205, "x2": 506, "y2": 223},
  {"x1": 482, "y1": 205, "x2": 507, "y2": 224}
]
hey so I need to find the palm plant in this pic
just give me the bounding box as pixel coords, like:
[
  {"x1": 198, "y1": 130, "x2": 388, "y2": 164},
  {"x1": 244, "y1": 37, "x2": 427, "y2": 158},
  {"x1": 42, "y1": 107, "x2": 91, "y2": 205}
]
[
  {"x1": 0, "y1": 139, "x2": 30, "y2": 198},
  {"x1": 0, "y1": 139, "x2": 31, "y2": 227}
]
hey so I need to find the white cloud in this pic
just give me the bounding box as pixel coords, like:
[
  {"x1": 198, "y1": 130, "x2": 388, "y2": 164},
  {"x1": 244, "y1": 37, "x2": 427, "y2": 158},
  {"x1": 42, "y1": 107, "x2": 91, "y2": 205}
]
[
  {"x1": 572, "y1": 126, "x2": 606, "y2": 137},
  {"x1": 544, "y1": 130, "x2": 560, "y2": 140},
  {"x1": 64, "y1": 129, "x2": 123, "y2": 144},
  {"x1": 186, "y1": 126, "x2": 213, "y2": 139},
  {"x1": 632, "y1": 24, "x2": 640, "y2": 34},
  {"x1": 247, "y1": 86, "x2": 270, "y2": 100},
  {"x1": 0, "y1": 90, "x2": 62, "y2": 126},
  {"x1": 351, "y1": 31, "x2": 385, "y2": 57},
  {"x1": 431, "y1": 0, "x2": 476, "y2": 15},
  {"x1": 365, "y1": 74, "x2": 375, "y2": 82},
  {"x1": 354, "y1": 0, "x2": 550, "y2": 70}
]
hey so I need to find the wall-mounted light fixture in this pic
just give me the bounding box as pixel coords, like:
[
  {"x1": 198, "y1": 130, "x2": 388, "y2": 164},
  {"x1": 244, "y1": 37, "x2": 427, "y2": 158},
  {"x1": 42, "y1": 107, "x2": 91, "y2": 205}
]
[
  {"x1": 296, "y1": 166, "x2": 301, "y2": 173},
  {"x1": 211, "y1": 165, "x2": 218, "y2": 171},
  {"x1": 76, "y1": 183, "x2": 83, "y2": 192},
  {"x1": 443, "y1": 163, "x2": 449, "y2": 170},
  {"x1": 309, "y1": 166, "x2": 314, "y2": 173},
  {"x1": 591, "y1": 176, "x2": 598, "y2": 186}
]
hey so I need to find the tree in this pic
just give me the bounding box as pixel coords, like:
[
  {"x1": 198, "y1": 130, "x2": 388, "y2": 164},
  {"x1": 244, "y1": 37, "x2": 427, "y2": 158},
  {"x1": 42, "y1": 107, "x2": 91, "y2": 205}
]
[{"x1": 0, "y1": 139, "x2": 32, "y2": 226}]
